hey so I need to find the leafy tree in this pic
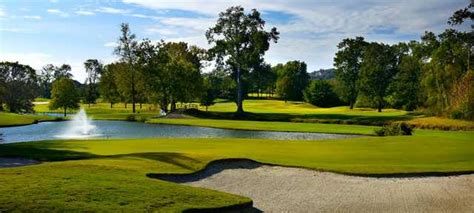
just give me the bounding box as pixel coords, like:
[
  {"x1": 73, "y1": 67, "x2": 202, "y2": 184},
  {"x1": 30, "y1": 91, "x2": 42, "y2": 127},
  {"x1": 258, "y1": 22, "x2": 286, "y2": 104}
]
[
  {"x1": 163, "y1": 42, "x2": 204, "y2": 111},
  {"x1": 0, "y1": 62, "x2": 38, "y2": 113},
  {"x1": 114, "y1": 23, "x2": 141, "y2": 113},
  {"x1": 84, "y1": 59, "x2": 102, "y2": 107},
  {"x1": 200, "y1": 77, "x2": 216, "y2": 111},
  {"x1": 206, "y1": 6, "x2": 279, "y2": 114},
  {"x1": 334, "y1": 37, "x2": 368, "y2": 109},
  {"x1": 388, "y1": 54, "x2": 422, "y2": 111},
  {"x1": 421, "y1": 29, "x2": 472, "y2": 115},
  {"x1": 448, "y1": 2, "x2": 473, "y2": 28},
  {"x1": 249, "y1": 62, "x2": 275, "y2": 97},
  {"x1": 38, "y1": 64, "x2": 55, "y2": 98},
  {"x1": 49, "y1": 78, "x2": 80, "y2": 117},
  {"x1": 304, "y1": 80, "x2": 340, "y2": 107},
  {"x1": 53, "y1": 64, "x2": 73, "y2": 79},
  {"x1": 100, "y1": 64, "x2": 121, "y2": 108},
  {"x1": 358, "y1": 42, "x2": 397, "y2": 112},
  {"x1": 275, "y1": 61, "x2": 310, "y2": 101}
]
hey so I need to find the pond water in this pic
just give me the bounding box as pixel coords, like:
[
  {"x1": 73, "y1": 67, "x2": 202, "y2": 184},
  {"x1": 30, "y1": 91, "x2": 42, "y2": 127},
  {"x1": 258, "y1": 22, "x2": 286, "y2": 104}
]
[{"x1": 0, "y1": 120, "x2": 357, "y2": 143}]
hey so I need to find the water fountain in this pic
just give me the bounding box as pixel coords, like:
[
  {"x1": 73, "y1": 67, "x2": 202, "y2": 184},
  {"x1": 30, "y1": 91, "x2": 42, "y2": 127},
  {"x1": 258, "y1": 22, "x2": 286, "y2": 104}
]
[{"x1": 57, "y1": 109, "x2": 100, "y2": 139}]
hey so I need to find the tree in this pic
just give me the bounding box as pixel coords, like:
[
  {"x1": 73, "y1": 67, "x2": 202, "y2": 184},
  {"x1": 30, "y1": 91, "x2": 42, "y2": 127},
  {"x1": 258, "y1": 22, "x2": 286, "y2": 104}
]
[
  {"x1": 334, "y1": 37, "x2": 368, "y2": 109},
  {"x1": 448, "y1": 2, "x2": 473, "y2": 28},
  {"x1": 49, "y1": 78, "x2": 80, "y2": 117},
  {"x1": 0, "y1": 62, "x2": 38, "y2": 113},
  {"x1": 206, "y1": 6, "x2": 279, "y2": 114},
  {"x1": 114, "y1": 23, "x2": 140, "y2": 113},
  {"x1": 53, "y1": 64, "x2": 73, "y2": 79},
  {"x1": 249, "y1": 62, "x2": 275, "y2": 97},
  {"x1": 100, "y1": 64, "x2": 121, "y2": 108},
  {"x1": 304, "y1": 80, "x2": 340, "y2": 107},
  {"x1": 163, "y1": 42, "x2": 204, "y2": 112},
  {"x1": 84, "y1": 59, "x2": 102, "y2": 107},
  {"x1": 200, "y1": 77, "x2": 216, "y2": 111},
  {"x1": 358, "y1": 42, "x2": 397, "y2": 112},
  {"x1": 38, "y1": 64, "x2": 55, "y2": 98},
  {"x1": 388, "y1": 54, "x2": 422, "y2": 111},
  {"x1": 275, "y1": 61, "x2": 310, "y2": 101}
]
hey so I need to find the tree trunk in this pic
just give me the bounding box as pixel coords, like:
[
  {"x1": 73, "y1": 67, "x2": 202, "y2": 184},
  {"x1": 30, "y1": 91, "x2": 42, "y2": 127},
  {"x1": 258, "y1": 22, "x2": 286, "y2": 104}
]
[
  {"x1": 110, "y1": 103, "x2": 113, "y2": 108},
  {"x1": 125, "y1": 103, "x2": 127, "y2": 108},
  {"x1": 349, "y1": 102, "x2": 354, "y2": 110},
  {"x1": 206, "y1": 106, "x2": 208, "y2": 111},
  {"x1": 64, "y1": 107, "x2": 67, "y2": 117},
  {"x1": 170, "y1": 98, "x2": 176, "y2": 112},
  {"x1": 140, "y1": 103, "x2": 142, "y2": 109},
  {"x1": 378, "y1": 101, "x2": 382, "y2": 112},
  {"x1": 236, "y1": 66, "x2": 244, "y2": 114},
  {"x1": 0, "y1": 101, "x2": 3, "y2": 111}
]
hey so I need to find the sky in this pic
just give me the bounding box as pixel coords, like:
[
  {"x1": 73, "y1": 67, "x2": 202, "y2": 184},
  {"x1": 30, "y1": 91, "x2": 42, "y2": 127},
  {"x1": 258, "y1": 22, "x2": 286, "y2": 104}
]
[{"x1": 0, "y1": 0, "x2": 470, "y2": 82}]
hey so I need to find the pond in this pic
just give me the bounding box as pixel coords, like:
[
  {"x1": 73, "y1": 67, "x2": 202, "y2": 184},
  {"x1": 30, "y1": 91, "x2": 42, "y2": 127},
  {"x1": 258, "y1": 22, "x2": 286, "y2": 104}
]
[{"x1": 0, "y1": 120, "x2": 358, "y2": 143}]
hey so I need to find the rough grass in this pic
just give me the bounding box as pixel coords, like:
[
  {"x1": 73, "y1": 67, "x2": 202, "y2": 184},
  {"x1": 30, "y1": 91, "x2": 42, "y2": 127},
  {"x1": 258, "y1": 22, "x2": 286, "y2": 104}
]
[
  {"x1": 0, "y1": 112, "x2": 60, "y2": 127},
  {"x1": 406, "y1": 117, "x2": 474, "y2": 130}
]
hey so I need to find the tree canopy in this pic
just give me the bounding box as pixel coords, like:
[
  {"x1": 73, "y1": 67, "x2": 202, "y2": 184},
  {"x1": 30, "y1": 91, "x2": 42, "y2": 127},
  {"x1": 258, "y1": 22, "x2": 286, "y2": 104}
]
[{"x1": 206, "y1": 6, "x2": 279, "y2": 114}]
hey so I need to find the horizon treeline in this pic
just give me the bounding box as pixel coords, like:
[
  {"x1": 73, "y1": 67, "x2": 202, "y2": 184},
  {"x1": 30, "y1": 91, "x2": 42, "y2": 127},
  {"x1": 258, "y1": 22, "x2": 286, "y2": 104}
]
[{"x1": 0, "y1": 4, "x2": 472, "y2": 120}]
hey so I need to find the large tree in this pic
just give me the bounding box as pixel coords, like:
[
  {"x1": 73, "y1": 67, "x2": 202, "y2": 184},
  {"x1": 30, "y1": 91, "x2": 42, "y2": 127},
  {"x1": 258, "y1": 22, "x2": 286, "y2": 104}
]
[
  {"x1": 275, "y1": 61, "x2": 310, "y2": 101},
  {"x1": 100, "y1": 64, "x2": 121, "y2": 108},
  {"x1": 114, "y1": 23, "x2": 141, "y2": 113},
  {"x1": 333, "y1": 36, "x2": 367, "y2": 109},
  {"x1": 206, "y1": 6, "x2": 279, "y2": 114},
  {"x1": 0, "y1": 62, "x2": 38, "y2": 113},
  {"x1": 84, "y1": 59, "x2": 102, "y2": 107},
  {"x1": 49, "y1": 78, "x2": 80, "y2": 117},
  {"x1": 358, "y1": 42, "x2": 397, "y2": 112}
]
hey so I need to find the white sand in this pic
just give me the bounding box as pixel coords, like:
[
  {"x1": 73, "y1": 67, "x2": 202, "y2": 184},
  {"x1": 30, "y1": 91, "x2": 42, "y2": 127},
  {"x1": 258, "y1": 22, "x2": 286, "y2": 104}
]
[{"x1": 179, "y1": 162, "x2": 474, "y2": 212}]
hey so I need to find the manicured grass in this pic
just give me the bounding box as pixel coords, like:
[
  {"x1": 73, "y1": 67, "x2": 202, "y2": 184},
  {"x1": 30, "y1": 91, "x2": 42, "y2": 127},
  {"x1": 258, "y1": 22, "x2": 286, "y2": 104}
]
[
  {"x1": 1, "y1": 118, "x2": 473, "y2": 210},
  {"x1": 0, "y1": 112, "x2": 60, "y2": 127},
  {"x1": 149, "y1": 118, "x2": 377, "y2": 135},
  {"x1": 1, "y1": 132, "x2": 473, "y2": 210},
  {"x1": 34, "y1": 102, "x2": 160, "y2": 120}
]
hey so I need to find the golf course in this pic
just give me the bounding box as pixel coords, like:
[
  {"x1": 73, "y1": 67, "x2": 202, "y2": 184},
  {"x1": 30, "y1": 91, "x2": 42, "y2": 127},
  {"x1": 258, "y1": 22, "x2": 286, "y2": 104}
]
[{"x1": 1, "y1": 0, "x2": 474, "y2": 212}]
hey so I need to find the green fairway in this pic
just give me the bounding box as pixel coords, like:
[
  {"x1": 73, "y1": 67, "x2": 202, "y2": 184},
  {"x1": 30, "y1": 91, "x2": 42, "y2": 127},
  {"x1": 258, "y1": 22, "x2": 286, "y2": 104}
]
[
  {"x1": 1, "y1": 131, "x2": 473, "y2": 211},
  {"x1": 149, "y1": 118, "x2": 377, "y2": 135},
  {"x1": 0, "y1": 112, "x2": 60, "y2": 127}
]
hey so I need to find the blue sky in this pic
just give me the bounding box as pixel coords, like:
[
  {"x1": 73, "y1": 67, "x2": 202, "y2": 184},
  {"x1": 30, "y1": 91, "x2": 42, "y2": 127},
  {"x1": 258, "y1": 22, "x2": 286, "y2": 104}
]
[{"x1": 0, "y1": 0, "x2": 470, "y2": 82}]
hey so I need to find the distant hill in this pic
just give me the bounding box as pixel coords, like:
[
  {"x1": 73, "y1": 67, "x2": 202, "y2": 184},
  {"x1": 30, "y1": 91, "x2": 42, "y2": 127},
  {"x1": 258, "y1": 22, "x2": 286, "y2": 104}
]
[{"x1": 309, "y1": 68, "x2": 335, "y2": 80}]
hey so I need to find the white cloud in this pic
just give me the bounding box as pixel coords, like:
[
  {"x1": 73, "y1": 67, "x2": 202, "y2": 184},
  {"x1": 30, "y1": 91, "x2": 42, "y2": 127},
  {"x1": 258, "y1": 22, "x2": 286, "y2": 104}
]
[
  {"x1": 96, "y1": 7, "x2": 129, "y2": 14},
  {"x1": 0, "y1": 28, "x2": 27, "y2": 32},
  {"x1": 104, "y1": 42, "x2": 118, "y2": 48},
  {"x1": 123, "y1": 0, "x2": 465, "y2": 70},
  {"x1": 47, "y1": 9, "x2": 69, "y2": 17},
  {"x1": 23, "y1": 15, "x2": 42, "y2": 20},
  {"x1": 76, "y1": 10, "x2": 95, "y2": 16}
]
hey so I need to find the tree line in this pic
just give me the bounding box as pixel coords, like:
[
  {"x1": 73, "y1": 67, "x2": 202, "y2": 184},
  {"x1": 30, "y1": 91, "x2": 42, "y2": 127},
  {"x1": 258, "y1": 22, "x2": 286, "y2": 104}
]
[{"x1": 0, "y1": 4, "x2": 472, "y2": 120}]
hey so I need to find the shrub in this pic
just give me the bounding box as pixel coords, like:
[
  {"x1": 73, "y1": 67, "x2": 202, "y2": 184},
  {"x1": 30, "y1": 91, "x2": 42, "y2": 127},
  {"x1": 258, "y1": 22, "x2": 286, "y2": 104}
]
[
  {"x1": 304, "y1": 80, "x2": 341, "y2": 107},
  {"x1": 375, "y1": 122, "x2": 413, "y2": 136},
  {"x1": 126, "y1": 115, "x2": 136, "y2": 121}
]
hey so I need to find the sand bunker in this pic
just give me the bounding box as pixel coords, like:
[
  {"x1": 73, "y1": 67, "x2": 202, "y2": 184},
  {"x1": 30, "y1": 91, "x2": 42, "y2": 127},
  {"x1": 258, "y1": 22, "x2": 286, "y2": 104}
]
[
  {"x1": 0, "y1": 157, "x2": 39, "y2": 168},
  {"x1": 156, "y1": 160, "x2": 474, "y2": 212}
]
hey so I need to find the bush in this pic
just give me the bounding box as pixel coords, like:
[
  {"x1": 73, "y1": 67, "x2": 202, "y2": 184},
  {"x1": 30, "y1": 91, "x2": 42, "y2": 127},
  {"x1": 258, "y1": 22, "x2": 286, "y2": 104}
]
[
  {"x1": 126, "y1": 115, "x2": 136, "y2": 121},
  {"x1": 304, "y1": 80, "x2": 341, "y2": 107},
  {"x1": 375, "y1": 122, "x2": 413, "y2": 136}
]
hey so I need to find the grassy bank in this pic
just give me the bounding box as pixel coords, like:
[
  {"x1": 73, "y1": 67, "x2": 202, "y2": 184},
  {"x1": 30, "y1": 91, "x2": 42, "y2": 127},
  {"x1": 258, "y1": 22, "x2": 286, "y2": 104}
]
[
  {"x1": 149, "y1": 118, "x2": 377, "y2": 135},
  {"x1": 0, "y1": 112, "x2": 60, "y2": 127}
]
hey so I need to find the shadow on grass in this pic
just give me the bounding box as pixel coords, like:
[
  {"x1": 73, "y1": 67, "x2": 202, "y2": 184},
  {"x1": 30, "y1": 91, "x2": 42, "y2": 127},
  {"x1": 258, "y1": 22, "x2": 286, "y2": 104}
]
[
  {"x1": 148, "y1": 159, "x2": 262, "y2": 183},
  {"x1": 0, "y1": 143, "x2": 204, "y2": 171}
]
